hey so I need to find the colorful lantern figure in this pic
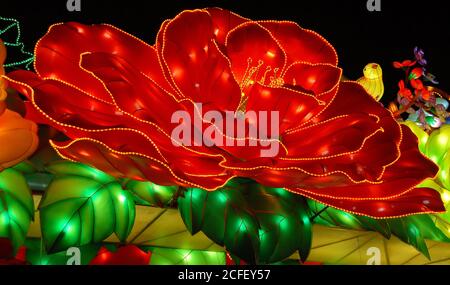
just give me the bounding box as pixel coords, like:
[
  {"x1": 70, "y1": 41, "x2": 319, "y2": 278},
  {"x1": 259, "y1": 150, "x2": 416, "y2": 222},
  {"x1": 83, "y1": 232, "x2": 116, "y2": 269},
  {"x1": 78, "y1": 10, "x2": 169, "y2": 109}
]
[
  {"x1": 357, "y1": 63, "x2": 384, "y2": 101},
  {"x1": 5, "y1": 8, "x2": 446, "y2": 218},
  {"x1": 0, "y1": 39, "x2": 38, "y2": 170}
]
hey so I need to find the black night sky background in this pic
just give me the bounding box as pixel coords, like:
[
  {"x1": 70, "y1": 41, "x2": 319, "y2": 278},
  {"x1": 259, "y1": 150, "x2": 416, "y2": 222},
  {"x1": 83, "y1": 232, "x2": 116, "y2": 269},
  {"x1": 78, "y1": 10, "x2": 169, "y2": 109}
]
[{"x1": 2, "y1": 0, "x2": 450, "y2": 105}]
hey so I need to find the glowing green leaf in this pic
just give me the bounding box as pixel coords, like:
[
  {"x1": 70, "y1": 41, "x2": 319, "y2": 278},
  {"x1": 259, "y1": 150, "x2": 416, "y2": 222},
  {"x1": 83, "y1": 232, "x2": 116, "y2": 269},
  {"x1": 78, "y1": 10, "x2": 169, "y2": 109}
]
[
  {"x1": 403, "y1": 121, "x2": 429, "y2": 153},
  {"x1": 178, "y1": 180, "x2": 311, "y2": 264},
  {"x1": 308, "y1": 200, "x2": 391, "y2": 238},
  {"x1": 0, "y1": 168, "x2": 34, "y2": 251},
  {"x1": 145, "y1": 247, "x2": 226, "y2": 265},
  {"x1": 308, "y1": 199, "x2": 449, "y2": 258},
  {"x1": 25, "y1": 239, "x2": 101, "y2": 265},
  {"x1": 39, "y1": 161, "x2": 135, "y2": 253},
  {"x1": 388, "y1": 215, "x2": 449, "y2": 259},
  {"x1": 124, "y1": 179, "x2": 178, "y2": 207}
]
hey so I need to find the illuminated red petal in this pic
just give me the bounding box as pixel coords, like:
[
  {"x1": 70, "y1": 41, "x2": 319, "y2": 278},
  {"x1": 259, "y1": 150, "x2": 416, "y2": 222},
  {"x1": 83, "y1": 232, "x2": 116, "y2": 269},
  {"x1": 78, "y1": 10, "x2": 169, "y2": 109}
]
[
  {"x1": 259, "y1": 21, "x2": 338, "y2": 66},
  {"x1": 51, "y1": 139, "x2": 175, "y2": 184},
  {"x1": 9, "y1": 69, "x2": 230, "y2": 181},
  {"x1": 79, "y1": 51, "x2": 234, "y2": 159},
  {"x1": 282, "y1": 113, "x2": 380, "y2": 158},
  {"x1": 34, "y1": 23, "x2": 173, "y2": 101},
  {"x1": 393, "y1": 61, "x2": 403, "y2": 69},
  {"x1": 283, "y1": 62, "x2": 341, "y2": 94},
  {"x1": 160, "y1": 10, "x2": 241, "y2": 111},
  {"x1": 283, "y1": 115, "x2": 402, "y2": 183},
  {"x1": 225, "y1": 22, "x2": 286, "y2": 85},
  {"x1": 80, "y1": 52, "x2": 182, "y2": 132},
  {"x1": 281, "y1": 125, "x2": 437, "y2": 198},
  {"x1": 206, "y1": 7, "x2": 248, "y2": 45},
  {"x1": 51, "y1": 139, "x2": 232, "y2": 190},
  {"x1": 286, "y1": 81, "x2": 402, "y2": 181},
  {"x1": 245, "y1": 83, "x2": 325, "y2": 133},
  {"x1": 283, "y1": 62, "x2": 341, "y2": 99},
  {"x1": 411, "y1": 79, "x2": 424, "y2": 90},
  {"x1": 295, "y1": 187, "x2": 445, "y2": 218},
  {"x1": 210, "y1": 115, "x2": 288, "y2": 161},
  {"x1": 410, "y1": 67, "x2": 423, "y2": 80},
  {"x1": 6, "y1": 71, "x2": 123, "y2": 130}
]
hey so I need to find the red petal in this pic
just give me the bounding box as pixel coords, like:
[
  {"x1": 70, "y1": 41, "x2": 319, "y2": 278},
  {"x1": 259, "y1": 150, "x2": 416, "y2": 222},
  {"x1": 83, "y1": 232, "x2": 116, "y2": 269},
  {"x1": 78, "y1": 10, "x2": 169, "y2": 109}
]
[
  {"x1": 225, "y1": 21, "x2": 287, "y2": 85},
  {"x1": 284, "y1": 125, "x2": 437, "y2": 199},
  {"x1": 393, "y1": 62, "x2": 403, "y2": 69},
  {"x1": 303, "y1": 81, "x2": 402, "y2": 179},
  {"x1": 160, "y1": 9, "x2": 241, "y2": 111},
  {"x1": 245, "y1": 83, "x2": 325, "y2": 134},
  {"x1": 206, "y1": 7, "x2": 248, "y2": 45},
  {"x1": 313, "y1": 81, "x2": 397, "y2": 127},
  {"x1": 295, "y1": 187, "x2": 445, "y2": 218},
  {"x1": 411, "y1": 67, "x2": 423, "y2": 79},
  {"x1": 34, "y1": 23, "x2": 173, "y2": 101},
  {"x1": 6, "y1": 71, "x2": 122, "y2": 130},
  {"x1": 9, "y1": 62, "x2": 232, "y2": 187},
  {"x1": 259, "y1": 21, "x2": 338, "y2": 66},
  {"x1": 51, "y1": 138, "x2": 232, "y2": 190},
  {"x1": 282, "y1": 113, "x2": 381, "y2": 158},
  {"x1": 283, "y1": 62, "x2": 341, "y2": 97},
  {"x1": 404, "y1": 60, "x2": 417, "y2": 67},
  {"x1": 411, "y1": 79, "x2": 424, "y2": 90},
  {"x1": 80, "y1": 52, "x2": 182, "y2": 132},
  {"x1": 226, "y1": 83, "x2": 436, "y2": 201}
]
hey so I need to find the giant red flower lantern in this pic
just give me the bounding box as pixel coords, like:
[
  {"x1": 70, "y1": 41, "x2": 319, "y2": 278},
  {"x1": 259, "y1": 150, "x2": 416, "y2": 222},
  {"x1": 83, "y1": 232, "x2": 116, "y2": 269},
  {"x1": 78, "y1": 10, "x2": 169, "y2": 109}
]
[{"x1": 4, "y1": 8, "x2": 445, "y2": 218}]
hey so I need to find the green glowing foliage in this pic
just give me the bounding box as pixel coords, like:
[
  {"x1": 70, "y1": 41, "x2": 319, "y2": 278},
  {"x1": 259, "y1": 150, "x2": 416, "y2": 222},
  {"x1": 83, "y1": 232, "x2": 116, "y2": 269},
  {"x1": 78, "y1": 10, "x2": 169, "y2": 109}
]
[
  {"x1": 178, "y1": 179, "x2": 312, "y2": 264},
  {"x1": 416, "y1": 179, "x2": 450, "y2": 239},
  {"x1": 146, "y1": 247, "x2": 226, "y2": 265},
  {"x1": 387, "y1": 215, "x2": 449, "y2": 259},
  {"x1": 404, "y1": 122, "x2": 450, "y2": 189},
  {"x1": 308, "y1": 200, "x2": 391, "y2": 238},
  {"x1": 25, "y1": 239, "x2": 101, "y2": 265},
  {"x1": 39, "y1": 161, "x2": 136, "y2": 253},
  {"x1": 0, "y1": 168, "x2": 34, "y2": 251},
  {"x1": 124, "y1": 179, "x2": 178, "y2": 207},
  {"x1": 308, "y1": 199, "x2": 449, "y2": 258},
  {"x1": 404, "y1": 123, "x2": 450, "y2": 237}
]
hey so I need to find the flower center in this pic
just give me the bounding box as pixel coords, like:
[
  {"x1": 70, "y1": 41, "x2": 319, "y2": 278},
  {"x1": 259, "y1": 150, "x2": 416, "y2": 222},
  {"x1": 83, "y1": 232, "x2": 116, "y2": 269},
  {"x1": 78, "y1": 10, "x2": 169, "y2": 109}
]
[{"x1": 237, "y1": 58, "x2": 284, "y2": 111}]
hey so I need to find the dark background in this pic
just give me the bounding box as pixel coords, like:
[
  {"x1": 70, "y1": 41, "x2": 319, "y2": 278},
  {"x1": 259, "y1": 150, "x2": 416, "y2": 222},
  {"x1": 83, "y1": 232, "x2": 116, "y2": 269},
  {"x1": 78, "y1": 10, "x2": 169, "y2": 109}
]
[{"x1": 2, "y1": 0, "x2": 450, "y2": 104}]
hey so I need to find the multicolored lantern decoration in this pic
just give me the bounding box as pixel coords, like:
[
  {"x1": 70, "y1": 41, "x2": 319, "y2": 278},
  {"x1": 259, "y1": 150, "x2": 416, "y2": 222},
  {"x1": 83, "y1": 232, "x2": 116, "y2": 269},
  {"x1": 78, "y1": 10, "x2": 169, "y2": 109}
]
[
  {"x1": 5, "y1": 8, "x2": 446, "y2": 219},
  {"x1": 0, "y1": 8, "x2": 448, "y2": 265}
]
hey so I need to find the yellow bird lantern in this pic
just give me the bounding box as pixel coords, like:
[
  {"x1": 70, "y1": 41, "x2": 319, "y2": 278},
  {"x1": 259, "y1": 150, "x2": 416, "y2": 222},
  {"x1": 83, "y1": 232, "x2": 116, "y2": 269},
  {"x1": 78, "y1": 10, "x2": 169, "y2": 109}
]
[{"x1": 357, "y1": 63, "x2": 384, "y2": 101}]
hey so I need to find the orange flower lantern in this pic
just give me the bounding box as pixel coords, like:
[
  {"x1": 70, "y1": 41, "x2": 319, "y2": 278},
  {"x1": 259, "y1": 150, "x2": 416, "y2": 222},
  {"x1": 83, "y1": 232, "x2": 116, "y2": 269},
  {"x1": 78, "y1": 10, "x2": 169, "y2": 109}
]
[{"x1": 0, "y1": 39, "x2": 38, "y2": 170}]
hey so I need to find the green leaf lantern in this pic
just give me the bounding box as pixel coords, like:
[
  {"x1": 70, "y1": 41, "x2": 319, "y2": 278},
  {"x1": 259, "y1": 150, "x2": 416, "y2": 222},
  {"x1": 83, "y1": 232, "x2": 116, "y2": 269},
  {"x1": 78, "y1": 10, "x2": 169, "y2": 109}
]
[
  {"x1": 178, "y1": 179, "x2": 312, "y2": 264},
  {"x1": 0, "y1": 167, "x2": 34, "y2": 251},
  {"x1": 39, "y1": 161, "x2": 136, "y2": 253},
  {"x1": 404, "y1": 122, "x2": 450, "y2": 236}
]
